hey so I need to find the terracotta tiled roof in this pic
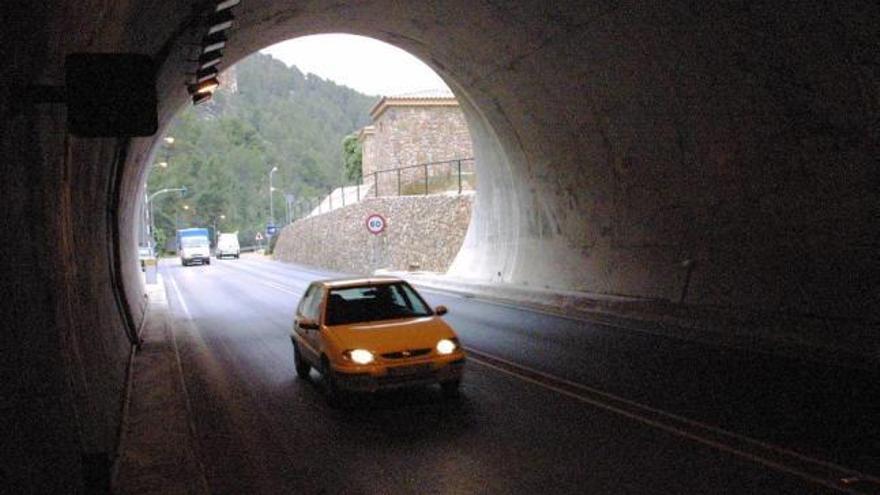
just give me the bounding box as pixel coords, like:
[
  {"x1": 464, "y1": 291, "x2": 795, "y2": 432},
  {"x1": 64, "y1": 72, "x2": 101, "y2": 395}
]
[
  {"x1": 391, "y1": 88, "x2": 454, "y2": 99},
  {"x1": 369, "y1": 88, "x2": 459, "y2": 119}
]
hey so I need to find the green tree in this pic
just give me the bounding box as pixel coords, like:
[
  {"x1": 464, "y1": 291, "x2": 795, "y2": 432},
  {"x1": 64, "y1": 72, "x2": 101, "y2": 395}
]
[
  {"x1": 342, "y1": 133, "x2": 363, "y2": 182},
  {"x1": 146, "y1": 52, "x2": 376, "y2": 246}
]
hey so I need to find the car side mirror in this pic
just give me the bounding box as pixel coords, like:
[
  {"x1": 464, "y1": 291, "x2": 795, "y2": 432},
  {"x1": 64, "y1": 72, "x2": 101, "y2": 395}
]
[
  {"x1": 299, "y1": 317, "x2": 319, "y2": 330},
  {"x1": 435, "y1": 305, "x2": 448, "y2": 316}
]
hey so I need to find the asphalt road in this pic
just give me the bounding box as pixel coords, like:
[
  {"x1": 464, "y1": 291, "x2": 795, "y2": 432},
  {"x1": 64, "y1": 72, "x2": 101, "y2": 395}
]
[{"x1": 160, "y1": 255, "x2": 879, "y2": 494}]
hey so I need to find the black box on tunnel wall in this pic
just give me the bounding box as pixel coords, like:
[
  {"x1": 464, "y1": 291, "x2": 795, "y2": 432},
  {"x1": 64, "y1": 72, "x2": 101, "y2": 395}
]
[{"x1": 65, "y1": 54, "x2": 158, "y2": 137}]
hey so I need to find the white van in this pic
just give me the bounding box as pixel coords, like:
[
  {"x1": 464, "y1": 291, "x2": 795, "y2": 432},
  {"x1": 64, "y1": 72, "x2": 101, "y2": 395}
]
[{"x1": 216, "y1": 232, "x2": 241, "y2": 259}]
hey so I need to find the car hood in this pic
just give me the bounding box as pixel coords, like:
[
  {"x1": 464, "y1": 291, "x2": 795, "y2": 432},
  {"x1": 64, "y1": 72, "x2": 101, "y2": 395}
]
[{"x1": 327, "y1": 316, "x2": 456, "y2": 353}]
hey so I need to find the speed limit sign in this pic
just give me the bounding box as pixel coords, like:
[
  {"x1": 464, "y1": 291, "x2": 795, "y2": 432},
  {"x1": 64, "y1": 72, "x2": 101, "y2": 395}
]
[{"x1": 365, "y1": 213, "x2": 386, "y2": 235}]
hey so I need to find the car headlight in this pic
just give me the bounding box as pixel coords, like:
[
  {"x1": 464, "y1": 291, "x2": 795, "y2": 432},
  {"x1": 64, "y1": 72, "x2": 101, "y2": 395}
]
[
  {"x1": 436, "y1": 338, "x2": 458, "y2": 355},
  {"x1": 345, "y1": 349, "x2": 375, "y2": 365}
]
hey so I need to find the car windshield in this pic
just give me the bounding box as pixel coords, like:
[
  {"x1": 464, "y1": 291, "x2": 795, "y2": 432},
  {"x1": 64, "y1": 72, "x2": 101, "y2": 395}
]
[
  {"x1": 325, "y1": 282, "x2": 433, "y2": 326},
  {"x1": 181, "y1": 237, "x2": 208, "y2": 248}
]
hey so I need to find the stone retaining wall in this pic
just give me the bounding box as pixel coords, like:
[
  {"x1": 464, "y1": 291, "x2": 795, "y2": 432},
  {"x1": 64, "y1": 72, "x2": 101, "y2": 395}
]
[{"x1": 273, "y1": 193, "x2": 474, "y2": 274}]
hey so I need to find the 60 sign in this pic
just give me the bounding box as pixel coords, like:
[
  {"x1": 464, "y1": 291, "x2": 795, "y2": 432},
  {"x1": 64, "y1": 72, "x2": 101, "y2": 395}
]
[{"x1": 365, "y1": 214, "x2": 386, "y2": 235}]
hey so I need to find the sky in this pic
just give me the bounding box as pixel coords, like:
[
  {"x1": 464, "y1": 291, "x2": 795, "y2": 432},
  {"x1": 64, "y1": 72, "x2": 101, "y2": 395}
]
[{"x1": 260, "y1": 34, "x2": 450, "y2": 97}]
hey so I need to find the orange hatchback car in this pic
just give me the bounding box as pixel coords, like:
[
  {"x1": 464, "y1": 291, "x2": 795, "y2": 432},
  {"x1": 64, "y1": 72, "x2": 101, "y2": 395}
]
[{"x1": 290, "y1": 277, "x2": 466, "y2": 402}]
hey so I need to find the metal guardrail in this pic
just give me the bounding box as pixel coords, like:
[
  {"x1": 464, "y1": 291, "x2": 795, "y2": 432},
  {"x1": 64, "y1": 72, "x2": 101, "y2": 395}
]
[{"x1": 291, "y1": 158, "x2": 475, "y2": 221}]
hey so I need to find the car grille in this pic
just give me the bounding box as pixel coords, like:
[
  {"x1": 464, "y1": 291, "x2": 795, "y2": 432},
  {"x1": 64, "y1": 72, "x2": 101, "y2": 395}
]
[{"x1": 381, "y1": 348, "x2": 431, "y2": 359}]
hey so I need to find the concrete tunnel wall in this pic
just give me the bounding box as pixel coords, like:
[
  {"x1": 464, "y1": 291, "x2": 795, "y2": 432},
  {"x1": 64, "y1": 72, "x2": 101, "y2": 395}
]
[{"x1": 0, "y1": 0, "x2": 878, "y2": 491}]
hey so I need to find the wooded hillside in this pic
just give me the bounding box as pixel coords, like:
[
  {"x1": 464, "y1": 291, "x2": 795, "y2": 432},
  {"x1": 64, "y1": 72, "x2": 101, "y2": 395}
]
[{"x1": 147, "y1": 52, "x2": 375, "y2": 248}]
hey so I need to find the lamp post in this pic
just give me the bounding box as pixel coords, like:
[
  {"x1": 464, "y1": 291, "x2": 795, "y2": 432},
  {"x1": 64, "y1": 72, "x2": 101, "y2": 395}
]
[
  {"x1": 147, "y1": 186, "x2": 187, "y2": 245},
  {"x1": 156, "y1": 136, "x2": 174, "y2": 169},
  {"x1": 212, "y1": 214, "x2": 226, "y2": 243},
  {"x1": 284, "y1": 193, "x2": 295, "y2": 225},
  {"x1": 269, "y1": 165, "x2": 278, "y2": 227}
]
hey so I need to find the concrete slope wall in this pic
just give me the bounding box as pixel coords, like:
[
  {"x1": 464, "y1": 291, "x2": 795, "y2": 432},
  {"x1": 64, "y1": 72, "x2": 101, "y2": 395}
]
[{"x1": 274, "y1": 195, "x2": 473, "y2": 274}]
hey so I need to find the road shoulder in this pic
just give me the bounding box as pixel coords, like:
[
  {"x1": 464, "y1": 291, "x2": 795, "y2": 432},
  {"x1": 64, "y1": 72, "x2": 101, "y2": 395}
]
[{"x1": 113, "y1": 274, "x2": 209, "y2": 495}]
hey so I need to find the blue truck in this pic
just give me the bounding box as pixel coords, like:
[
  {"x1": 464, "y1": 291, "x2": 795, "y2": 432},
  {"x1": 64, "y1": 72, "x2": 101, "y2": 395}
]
[{"x1": 177, "y1": 228, "x2": 211, "y2": 266}]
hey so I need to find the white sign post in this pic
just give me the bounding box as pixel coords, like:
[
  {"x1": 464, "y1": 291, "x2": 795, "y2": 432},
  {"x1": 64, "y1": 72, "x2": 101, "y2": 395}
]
[{"x1": 365, "y1": 213, "x2": 386, "y2": 235}]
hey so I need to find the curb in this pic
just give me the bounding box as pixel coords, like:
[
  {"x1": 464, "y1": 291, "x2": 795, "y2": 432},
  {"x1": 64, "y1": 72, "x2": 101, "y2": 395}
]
[{"x1": 113, "y1": 269, "x2": 210, "y2": 495}]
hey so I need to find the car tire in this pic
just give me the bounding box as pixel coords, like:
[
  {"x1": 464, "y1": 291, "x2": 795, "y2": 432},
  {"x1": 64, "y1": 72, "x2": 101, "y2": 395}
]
[
  {"x1": 292, "y1": 339, "x2": 310, "y2": 379},
  {"x1": 321, "y1": 356, "x2": 344, "y2": 407},
  {"x1": 205, "y1": 258, "x2": 210, "y2": 265},
  {"x1": 440, "y1": 380, "x2": 461, "y2": 398}
]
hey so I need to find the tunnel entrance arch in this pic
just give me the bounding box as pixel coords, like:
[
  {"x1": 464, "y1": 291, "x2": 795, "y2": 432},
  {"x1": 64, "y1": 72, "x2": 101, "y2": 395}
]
[{"x1": 120, "y1": 0, "x2": 879, "y2": 340}]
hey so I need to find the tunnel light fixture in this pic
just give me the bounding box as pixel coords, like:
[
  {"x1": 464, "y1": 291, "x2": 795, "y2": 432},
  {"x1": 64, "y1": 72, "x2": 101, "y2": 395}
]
[
  {"x1": 207, "y1": 10, "x2": 235, "y2": 34},
  {"x1": 215, "y1": 0, "x2": 241, "y2": 12},
  {"x1": 202, "y1": 41, "x2": 226, "y2": 54},
  {"x1": 193, "y1": 92, "x2": 213, "y2": 106},
  {"x1": 188, "y1": 77, "x2": 220, "y2": 96},
  {"x1": 202, "y1": 32, "x2": 228, "y2": 54},
  {"x1": 196, "y1": 67, "x2": 219, "y2": 83},
  {"x1": 198, "y1": 51, "x2": 223, "y2": 70}
]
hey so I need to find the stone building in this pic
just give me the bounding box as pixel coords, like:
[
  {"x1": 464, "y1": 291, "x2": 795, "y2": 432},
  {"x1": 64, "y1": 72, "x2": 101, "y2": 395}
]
[{"x1": 358, "y1": 90, "x2": 475, "y2": 196}]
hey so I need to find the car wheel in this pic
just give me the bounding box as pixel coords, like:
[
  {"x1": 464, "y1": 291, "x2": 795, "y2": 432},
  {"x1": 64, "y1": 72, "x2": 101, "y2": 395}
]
[
  {"x1": 440, "y1": 380, "x2": 461, "y2": 398},
  {"x1": 292, "y1": 339, "x2": 310, "y2": 379},
  {"x1": 321, "y1": 356, "x2": 344, "y2": 407}
]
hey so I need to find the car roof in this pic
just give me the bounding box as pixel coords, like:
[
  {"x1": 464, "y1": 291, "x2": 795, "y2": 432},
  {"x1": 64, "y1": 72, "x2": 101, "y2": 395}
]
[{"x1": 316, "y1": 276, "x2": 404, "y2": 289}]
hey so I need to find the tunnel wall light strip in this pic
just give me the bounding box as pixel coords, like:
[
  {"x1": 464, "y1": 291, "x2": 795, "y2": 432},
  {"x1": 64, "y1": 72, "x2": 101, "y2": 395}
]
[
  {"x1": 196, "y1": 67, "x2": 219, "y2": 83},
  {"x1": 189, "y1": 0, "x2": 241, "y2": 106},
  {"x1": 207, "y1": 10, "x2": 235, "y2": 34},
  {"x1": 202, "y1": 40, "x2": 227, "y2": 54},
  {"x1": 215, "y1": 0, "x2": 241, "y2": 12},
  {"x1": 202, "y1": 32, "x2": 228, "y2": 53},
  {"x1": 198, "y1": 51, "x2": 223, "y2": 69},
  {"x1": 188, "y1": 77, "x2": 220, "y2": 96},
  {"x1": 193, "y1": 92, "x2": 213, "y2": 105}
]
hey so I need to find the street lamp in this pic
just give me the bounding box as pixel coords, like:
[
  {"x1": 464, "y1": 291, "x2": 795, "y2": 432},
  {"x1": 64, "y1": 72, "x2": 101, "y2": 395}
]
[
  {"x1": 213, "y1": 214, "x2": 226, "y2": 242},
  {"x1": 284, "y1": 193, "x2": 295, "y2": 225},
  {"x1": 154, "y1": 136, "x2": 174, "y2": 169},
  {"x1": 269, "y1": 165, "x2": 278, "y2": 226},
  {"x1": 147, "y1": 186, "x2": 187, "y2": 246}
]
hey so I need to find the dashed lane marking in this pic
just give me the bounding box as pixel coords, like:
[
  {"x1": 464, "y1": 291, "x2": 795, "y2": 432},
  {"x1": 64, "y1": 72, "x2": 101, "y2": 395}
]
[{"x1": 466, "y1": 347, "x2": 879, "y2": 495}]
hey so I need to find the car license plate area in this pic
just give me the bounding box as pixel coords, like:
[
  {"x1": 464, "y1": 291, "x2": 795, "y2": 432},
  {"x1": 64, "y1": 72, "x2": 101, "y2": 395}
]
[{"x1": 387, "y1": 363, "x2": 431, "y2": 377}]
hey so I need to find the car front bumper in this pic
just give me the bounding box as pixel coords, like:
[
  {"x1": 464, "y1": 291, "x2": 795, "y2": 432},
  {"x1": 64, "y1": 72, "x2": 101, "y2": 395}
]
[
  {"x1": 333, "y1": 357, "x2": 465, "y2": 392},
  {"x1": 182, "y1": 254, "x2": 209, "y2": 262}
]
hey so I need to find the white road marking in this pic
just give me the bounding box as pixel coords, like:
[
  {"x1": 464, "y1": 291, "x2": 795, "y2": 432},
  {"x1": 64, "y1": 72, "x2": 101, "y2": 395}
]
[
  {"x1": 467, "y1": 350, "x2": 877, "y2": 494},
  {"x1": 168, "y1": 275, "x2": 194, "y2": 321}
]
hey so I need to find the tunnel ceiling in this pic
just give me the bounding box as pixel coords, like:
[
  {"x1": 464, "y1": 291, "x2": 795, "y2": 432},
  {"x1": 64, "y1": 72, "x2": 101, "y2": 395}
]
[
  {"x1": 19, "y1": 0, "x2": 877, "y2": 326},
  {"x1": 5, "y1": 0, "x2": 877, "y2": 340}
]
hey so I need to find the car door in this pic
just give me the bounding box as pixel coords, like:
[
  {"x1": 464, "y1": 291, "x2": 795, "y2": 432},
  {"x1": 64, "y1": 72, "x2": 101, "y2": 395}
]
[{"x1": 294, "y1": 284, "x2": 322, "y2": 364}]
